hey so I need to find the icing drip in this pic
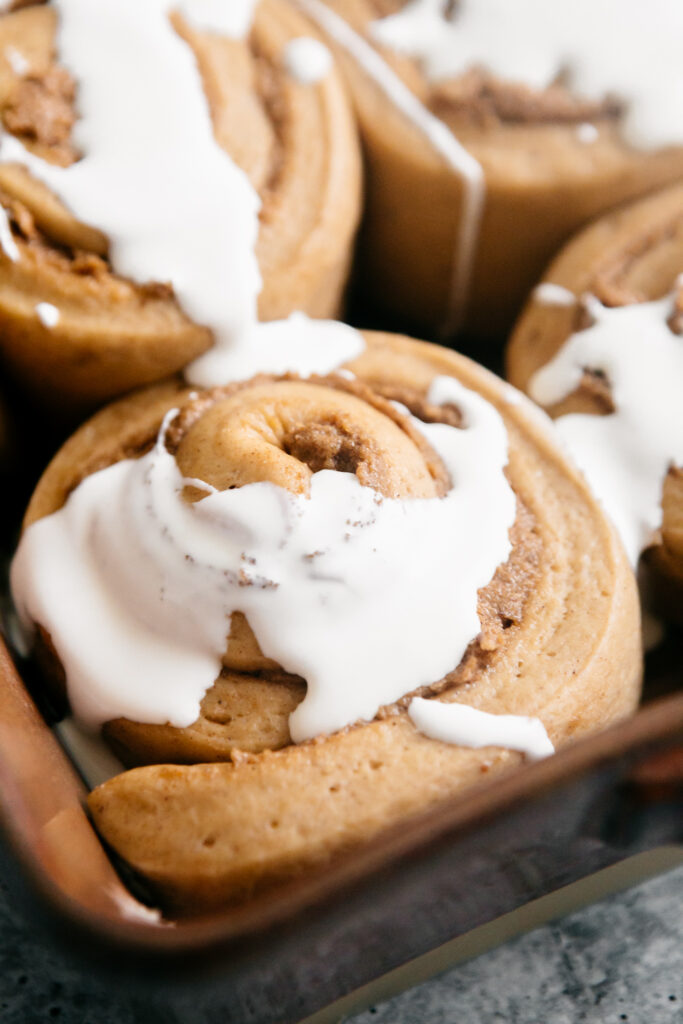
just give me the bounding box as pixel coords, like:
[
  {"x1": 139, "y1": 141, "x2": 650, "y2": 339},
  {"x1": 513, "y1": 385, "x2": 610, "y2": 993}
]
[
  {"x1": 409, "y1": 697, "x2": 554, "y2": 761},
  {"x1": 186, "y1": 312, "x2": 363, "y2": 386},
  {"x1": 0, "y1": 205, "x2": 19, "y2": 262},
  {"x1": 0, "y1": 0, "x2": 262, "y2": 368},
  {"x1": 174, "y1": 0, "x2": 257, "y2": 37},
  {"x1": 530, "y1": 292, "x2": 683, "y2": 565},
  {"x1": 371, "y1": 0, "x2": 683, "y2": 150},
  {"x1": 283, "y1": 37, "x2": 333, "y2": 84},
  {"x1": 35, "y1": 301, "x2": 60, "y2": 328},
  {"x1": 11, "y1": 376, "x2": 516, "y2": 744},
  {"x1": 533, "y1": 283, "x2": 576, "y2": 307},
  {"x1": 294, "y1": 0, "x2": 485, "y2": 335}
]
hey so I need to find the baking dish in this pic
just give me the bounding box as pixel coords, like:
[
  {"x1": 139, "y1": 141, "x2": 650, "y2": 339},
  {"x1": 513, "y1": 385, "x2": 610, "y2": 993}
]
[{"x1": 0, "y1": 624, "x2": 680, "y2": 1023}]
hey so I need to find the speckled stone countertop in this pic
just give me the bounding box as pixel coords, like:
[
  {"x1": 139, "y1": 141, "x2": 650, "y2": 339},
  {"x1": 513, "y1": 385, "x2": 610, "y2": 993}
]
[{"x1": 0, "y1": 863, "x2": 681, "y2": 1023}]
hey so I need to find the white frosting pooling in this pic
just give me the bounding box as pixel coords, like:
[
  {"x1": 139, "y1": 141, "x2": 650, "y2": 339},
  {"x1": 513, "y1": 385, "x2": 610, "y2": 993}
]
[
  {"x1": 175, "y1": 0, "x2": 257, "y2": 37},
  {"x1": 294, "y1": 0, "x2": 485, "y2": 335},
  {"x1": 371, "y1": 0, "x2": 683, "y2": 150},
  {"x1": 530, "y1": 292, "x2": 683, "y2": 565},
  {"x1": 533, "y1": 283, "x2": 576, "y2": 308},
  {"x1": 283, "y1": 37, "x2": 333, "y2": 84},
  {"x1": 0, "y1": 0, "x2": 262, "y2": 367},
  {"x1": 11, "y1": 376, "x2": 516, "y2": 743},
  {"x1": 186, "y1": 312, "x2": 363, "y2": 388},
  {"x1": 0, "y1": 204, "x2": 19, "y2": 262},
  {"x1": 35, "y1": 301, "x2": 60, "y2": 328},
  {"x1": 409, "y1": 697, "x2": 554, "y2": 761}
]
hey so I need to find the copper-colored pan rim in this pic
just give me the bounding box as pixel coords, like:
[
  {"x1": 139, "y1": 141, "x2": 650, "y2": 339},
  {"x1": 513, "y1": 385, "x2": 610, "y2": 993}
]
[{"x1": 0, "y1": 635, "x2": 680, "y2": 961}]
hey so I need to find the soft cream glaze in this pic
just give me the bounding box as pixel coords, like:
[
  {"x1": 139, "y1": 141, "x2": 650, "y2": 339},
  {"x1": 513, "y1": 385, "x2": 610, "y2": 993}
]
[
  {"x1": 530, "y1": 291, "x2": 683, "y2": 566},
  {"x1": 12, "y1": 374, "x2": 516, "y2": 744},
  {"x1": 371, "y1": 0, "x2": 683, "y2": 149}
]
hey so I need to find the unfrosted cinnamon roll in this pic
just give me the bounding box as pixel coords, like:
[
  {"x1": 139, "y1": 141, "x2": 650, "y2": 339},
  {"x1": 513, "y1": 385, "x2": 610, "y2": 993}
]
[
  {"x1": 12, "y1": 330, "x2": 640, "y2": 911},
  {"x1": 299, "y1": 0, "x2": 683, "y2": 338},
  {"x1": 507, "y1": 183, "x2": 683, "y2": 605},
  {"x1": 0, "y1": 0, "x2": 361, "y2": 408}
]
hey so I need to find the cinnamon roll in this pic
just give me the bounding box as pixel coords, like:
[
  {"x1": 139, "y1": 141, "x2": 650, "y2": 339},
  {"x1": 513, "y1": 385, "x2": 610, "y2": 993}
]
[
  {"x1": 11, "y1": 331, "x2": 641, "y2": 911},
  {"x1": 299, "y1": 0, "x2": 683, "y2": 338},
  {"x1": 507, "y1": 183, "x2": 683, "y2": 606},
  {"x1": 0, "y1": 0, "x2": 361, "y2": 408}
]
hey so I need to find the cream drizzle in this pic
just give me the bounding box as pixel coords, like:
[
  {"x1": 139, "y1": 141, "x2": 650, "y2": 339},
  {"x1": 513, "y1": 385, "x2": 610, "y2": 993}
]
[
  {"x1": 294, "y1": 0, "x2": 485, "y2": 335},
  {"x1": 533, "y1": 283, "x2": 576, "y2": 308},
  {"x1": 371, "y1": 0, "x2": 683, "y2": 151},
  {"x1": 530, "y1": 291, "x2": 683, "y2": 565},
  {"x1": 409, "y1": 697, "x2": 554, "y2": 761},
  {"x1": 283, "y1": 36, "x2": 333, "y2": 84},
  {"x1": 35, "y1": 301, "x2": 60, "y2": 328},
  {"x1": 0, "y1": 204, "x2": 19, "y2": 262},
  {"x1": 11, "y1": 376, "x2": 516, "y2": 745},
  {"x1": 186, "y1": 312, "x2": 362, "y2": 387}
]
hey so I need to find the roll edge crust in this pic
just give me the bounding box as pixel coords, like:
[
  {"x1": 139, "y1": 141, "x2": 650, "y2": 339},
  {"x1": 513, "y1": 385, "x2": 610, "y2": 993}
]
[{"x1": 19, "y1": 331, "x2": 640, "y2": 912}]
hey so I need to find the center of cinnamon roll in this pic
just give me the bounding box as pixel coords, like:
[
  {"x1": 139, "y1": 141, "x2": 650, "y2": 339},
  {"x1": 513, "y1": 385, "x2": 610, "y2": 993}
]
[{"x1": 170, "y1": 376, "x2": 449, "y2": 500}]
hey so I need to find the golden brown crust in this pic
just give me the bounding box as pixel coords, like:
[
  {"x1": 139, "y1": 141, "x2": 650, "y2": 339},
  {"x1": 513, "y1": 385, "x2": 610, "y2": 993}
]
[
  {"x1": 19, "y1": 330, "x2": 640, "y2": 911},
  {"x1": 507, "y1": 182, "x2": 683, "y2": 601},
  {"x1": 0, "y1": 0, "x2": 362, "y2": 409},
  {"x1": 314, "y1": 0, "x2": 683, "y2": 337}
]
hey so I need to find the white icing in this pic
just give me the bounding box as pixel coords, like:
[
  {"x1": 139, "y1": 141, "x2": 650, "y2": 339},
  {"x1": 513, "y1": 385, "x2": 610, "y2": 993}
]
[
  {"x1": 530, "y1": 292, "x2": 683, "y2": 565},
  {"x1": 35, "y1": 301, "x2": 60, "y2": 328},
  {"x1": 533, "y1": 283, "x2": 576, "y2": 307},
  {"x1": 11, "y1": 376, "x2": 516, "y2": 744},
  {"x1": 106, "y1": 887, "x2": 166, "y2": 926},
  {"x1": 502, "y1": 384, "x2": 522, "y2": 406},
  {"x1": 0, "y1": 0, "x2": 262, "y2": 369},
  {"x1": 283, "y1": 37, "x2": 333, "y2": 84},
  {"x1": 371, "y1": 0, "x2": 683, "y2": 150},
  {"x1": 186, "y1": 312, "x2": 363, "y2": 388},
  {"x1": 294, "y1": 0, "x2": 485, "y2": 335},
  {"x1": 175, "y1": 0, "x2": 257, "y2": 38},
  {"x1": 0, "y1": 205, "x2": 19, "y2": 262},
  {"x1": 577, "y1": 123, "x2": 599, "y2": 145},
  {"x1": 408, "y1": 696, "x2": 554, "y2": 761},
  {"x1": 5, "y1": 45, "x2": 29, "y2": 75}
]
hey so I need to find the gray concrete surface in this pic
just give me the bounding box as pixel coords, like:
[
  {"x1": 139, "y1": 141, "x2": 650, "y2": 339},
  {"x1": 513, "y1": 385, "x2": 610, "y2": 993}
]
[{"x1": 0, "y1": 864, "x2": 681, "y2": 1023}]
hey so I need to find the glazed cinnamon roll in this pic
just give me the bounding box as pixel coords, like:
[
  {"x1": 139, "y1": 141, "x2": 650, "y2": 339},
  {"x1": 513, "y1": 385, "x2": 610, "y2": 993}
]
[
  {"x1": 0, "y1": 0, "x2": 361, "y2": 408},
  {"x1": 12, "y1": 331, "x2": 641, "y2": 910},
  {"x1": 507, "y1": 182, "x2": 683, "y2": 604},
  {"x1": 299, "y1": 0, "x2": 683, "y2": 338}
]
